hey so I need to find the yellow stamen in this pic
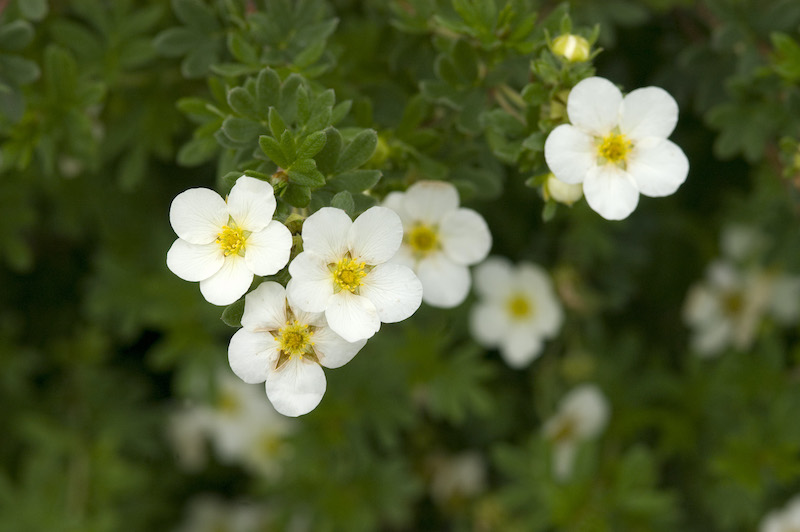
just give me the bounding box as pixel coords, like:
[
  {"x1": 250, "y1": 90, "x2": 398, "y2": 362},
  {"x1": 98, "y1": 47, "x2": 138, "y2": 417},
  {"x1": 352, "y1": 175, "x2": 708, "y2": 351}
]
[
  {"x1": 277, "y1": 320, "x2": 314, "y2": 359},
  {"x1": 597, "y1": 132, "x2": 633, "y2": 165},
  {"x1": 216, "y1": 224, "x2": 246, "y2": 256},
  {"x1": 408, "y1": 224, "x2": 439, "y2": 256},
  {"x1": 507, "y1": 294, "x2": 533, "y2": 319},
  {"x1": 332, "y1": 256, "x2": 367, "y2": 294}
]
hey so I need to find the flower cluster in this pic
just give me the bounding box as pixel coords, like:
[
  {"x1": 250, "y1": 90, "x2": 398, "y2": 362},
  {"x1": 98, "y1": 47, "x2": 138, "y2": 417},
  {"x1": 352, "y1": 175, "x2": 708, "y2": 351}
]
[{"x1": 544, "y1": 76, "x2": 689, "y2": 220}]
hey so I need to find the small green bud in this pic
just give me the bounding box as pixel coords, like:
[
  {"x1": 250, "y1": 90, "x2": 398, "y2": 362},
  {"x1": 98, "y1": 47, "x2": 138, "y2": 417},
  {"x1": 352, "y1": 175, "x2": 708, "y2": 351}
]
[{"x1": 551, "y1": 34, "x2": 591, "y2": 62}]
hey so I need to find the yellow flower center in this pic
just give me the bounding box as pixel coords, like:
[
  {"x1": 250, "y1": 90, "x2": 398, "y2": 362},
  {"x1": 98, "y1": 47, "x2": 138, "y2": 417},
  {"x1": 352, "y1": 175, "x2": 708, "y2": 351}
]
[
  {"x1": 507, "y1": 293, "x2": 533, "y2": 319},
  {"x1": 548, "y1": 416, "x2": 578, "y2": 443},
  {"x1": 277, "y1": 320, "x2": 314, "y2": 358},
  {"x1": 332, "y1": 256, "x2": 367, "y2": 293},
  {"x1": 216, "y1": 224, "x2": 246, "y2": 256},
  {"x1": 597, "y1": 132, "x2": 633, "y2": 165},
  {"x1": 217, "y1": 390, "x2": 241, "y2": 414},
  {"x1": 408, "y1": 224, "x2": 439, "y2": 256},
  {"x1": 722, "y1": 291, "x2": 744, "y2": 316}
]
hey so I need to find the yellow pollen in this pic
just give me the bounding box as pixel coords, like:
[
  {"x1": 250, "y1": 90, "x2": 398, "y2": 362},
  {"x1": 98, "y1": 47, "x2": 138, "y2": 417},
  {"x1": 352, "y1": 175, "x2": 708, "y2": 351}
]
[
  {"x1": 216, "y1": 225, "x2": 246, "y2": 256},
  {"x1": 278, "y1": 320, "x2": 314, "y2": 358},
  {"x1": 597, "y1": 132, "x2": 633, "y2": 165},
  {"x1": 332, "y1": 257, "x2": 367, "y2": 293},
  {"x1": 408, "y1": 224, "x2": 439, "y2": 255},
  {"x1": 507, "y1": 294, "x2": 533, "y2": 319}
]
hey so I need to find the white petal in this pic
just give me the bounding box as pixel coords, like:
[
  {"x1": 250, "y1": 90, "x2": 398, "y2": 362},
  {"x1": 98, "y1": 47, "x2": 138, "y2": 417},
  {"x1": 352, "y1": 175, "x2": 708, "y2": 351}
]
[
  {"x1": 620, "y1": 86, "x2": 678, "y2": 140},
  {"x1": 286, "y1": 253, "x2": 333, "y2": 312},
  {"x1": 389, "y1": 244, "x2": 416, "y2": 270},
  {"x1": 312, "y1": 325, "x2": 367, "y2": 369},
  {"x1": 517, "y1": 263, "x2": 563, "y2": 336},
  {"x1": 439, "y1": 208, "x2": 492, "y2": 265},
  {"x1": 301, "y1": 207, "x2": 351, "y2": 263},
  {"x1": 348, "y1": 206, "x2": 403, "y2": 265},
  {"x1": 360, "y1": 263, "x2": 423, "y2": 323},
  {"x1": 469, "y1": 303, "x2": 508, "y2": 346},
  {"x1": 228, "y1": 328, "x2": 278, "y2": 383},
  {"x1": 166, "y1": 239, "x2": 223, "y2": 282},
  {"x1": 199, "y1": 255, "x2": 254, "y2": 306},
  {"x1": 552, "y1": 442, "x2": 577, "y2": 482},
  {"x1": 691, "y1": 318, "x2": 731, "y2": 357},
  {"x1": 241, "y1": 281, "x2": 288, "y2": 331},
  {"x1": 627, "y1": 138, "x2": 689, "y2": 198},
  {"x1": 382, "y1": 191, "x2": 412, "y2": 225},
  {"x1": 170, "y1": 188, "x2": 227, "y2": 244},
  {"x1": 500, "y1": 327, "x2": 542, "y2": 368},
  {"x1": 325, "y1": 291, "x2": 381, "y2": 342},
  {"x1": 266, "y1": 357, "x2": 326, "y2": 417},
  {"x1": 582, "y1": 165, "x2": 640, "y2": 221},
  {"x1": 544, "y1": 125, "x2": 596, "y2": 185},
  {"x1": 473, "y1": 256, "x2": 514, "y2": 301},
  {"x1": 226, "y1": 176, "x2": 278, "y2": 232},
  {"x1": 403, "y1": 180, "x2": 459, "y2": 223},
  {"x1": 417, "y1": 254, "x2": 471, "y2": 308},
  {"x1": 244, "y1": 222, "x2": 293, "y2": 276},
  {"x1": 567, "y1": 77, "x2": 622, "y2": 135}
]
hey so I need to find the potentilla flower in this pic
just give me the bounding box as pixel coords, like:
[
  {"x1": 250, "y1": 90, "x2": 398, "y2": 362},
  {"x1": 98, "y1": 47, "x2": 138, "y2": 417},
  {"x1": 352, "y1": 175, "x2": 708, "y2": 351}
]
[
  {"x1": 383, "y1": 181, "x2": 492, "y2": 308},
  {"x1": 167, "y1": 175, "x2": 292, "y2": 306},
  {"x1": 544, "y1": 76, "x2": 689, "y2": 220},
  {"x1": 228, "y1": 281, "x2": 367, "y2": 417},
  {"x1": 469, "y1": 257, "x2": 563, "y2": 368},
  {"x1": 760, "y1": 495, "x2": 800, "y2": 532},
  {"x1": 542, "y1": 384, "x2": 610, "y2": 481},
  {"x1": 286, "y1": 206, "x2": 423, "y2": 342}
]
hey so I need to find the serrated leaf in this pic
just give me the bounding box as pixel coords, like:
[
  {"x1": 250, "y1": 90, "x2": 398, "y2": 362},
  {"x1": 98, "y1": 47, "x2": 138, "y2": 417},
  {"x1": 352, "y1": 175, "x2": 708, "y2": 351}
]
[
  {"x1": 258, "y1": 136, "x2": 289, "y2": 168},
  {"x1": 227, "y1": 87, "x2": 257, "y2": 117},
  {"x1": 296, "y1": 131, "x2": 327, "y2": 159},
  {"x1": 335, "y1": 129, "x2": 377, "y2": 173},
  {"x1": 268, "y1": 107, "x2": 287, "y2": 139},
  {"x1": 0, "y1": 20, "x2": 34, "y2": 51},
  {"x1": 282, "y1": 183, "x2": 311, "y2": 207},
  {"x1": 314, "y1": 127, "x2": 342, "y2": 175},
  {"x1": 331, "y1": 190, "x2": 354, "y2": 213},
  {"x1": 288, "y1": 159, "x2": 325, "y2": 187},
  {"x1": 328, "y1": 169, "x2": 381, "y2": 193},
  {"x1": 172, "y1": 0, "x2": 219, "y2": 32},
  {"x1": 222, "y1": 116, "x2": 263, "y2": 143},
  {"x1": 221, "y1": 299, "x2": 246, "y2": 327},
  {"x1": 256, "y1": 68, "x2": 280, "y2": 110}
]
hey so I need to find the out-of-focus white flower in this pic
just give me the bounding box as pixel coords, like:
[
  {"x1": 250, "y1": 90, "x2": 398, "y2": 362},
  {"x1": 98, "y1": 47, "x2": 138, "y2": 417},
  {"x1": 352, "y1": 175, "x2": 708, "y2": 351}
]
[
  {"x1": 760, "y1": 495, "x2": 800, "y2": 532},
  {"x1": 551, "y1": 34, "x2": 591, "y2": 62},
  {"x1": 683, "y1": 261, "x2": 774, "y2": 356},
  {"x1": 428, "y1": 451, "x2": 487, "y2": 505},
  {"x1": 544, "y1": 76, "x2": 689, "y2": 220},
  {"x1": 173, "y1": 495, "x2": 270, "y2": 532},
  {"x1": 543, "y1": 173, "x2": 583, "y2": 206},
  {"x1": 542, "y1": 384, "x2": 610, "y2": 481},
  {"x1": 167, "y1": 176, "x2": 292, "y2": 306},
  {"x1": 383, "y1": 181, "x2": 491, "y2": 308},
  {"x1": 287, "y1": 206, "x2": 423, "y2": 342},
  {"x1": 228, "y1": 281, "x2": 367, "y2": 417},
  {"x1": 470, "y1": 257, "x2": 563, "y2": 368},
  {"x1": 168, "y1": 371, "x2": 294, "y2": 477}
]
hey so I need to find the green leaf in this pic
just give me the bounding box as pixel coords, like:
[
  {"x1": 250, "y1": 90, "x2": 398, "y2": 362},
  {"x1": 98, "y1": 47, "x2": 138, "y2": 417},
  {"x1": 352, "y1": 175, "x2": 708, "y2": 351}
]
[
  {"x1": 331, "y1": 100, "x2": 352, "y2": 125},
  {"x1": 268, "y1": 107, "x2": 287, "y2": 139},
  {"x1": 259, "y1": 136, "x2": 289, "y2": 168},
  {"x1": 331, "y1": 190, "x2": 355, "y2": 213},
  {"x1": 227, "y1": 87, "x2": 257, "y2": 117},
  {"x1": 172, "y1": 0, "x2": 219, "y2": 32},
  {"x1": 288, "y1": 159, "x2": 325, "y2": 187},
  {"x1": 296, "y1": 131, "x2": 327, "y2": 159},
  {"x1": 180, "y1": 42, "x2": 217, "y2": 78},
  {"x1": 0, "y1": 56, "x2": 40, "y2": 86},
  {"x1": 222, "y1": 116, "x2": 263, "y2": 143},
  {"x1": 314, "y1": 127, "x2": 342, "y2": 175},
  {"x1": 208, "y1": 62, "x2": 258, "y2": 77},
  {"x1": 296, "y1": 84, "x2": 311, "y2": 124},
  {"x1": 282, "y1": 183, "x2": 311, "y2": 207},
  {"x1": 256, "y1": 68, "x2": 280, "y2": 110},
  {"x1": 0, "y1": 20, "x2": 34, "y2": 51},
  {"x1": 177, "y1": 136, "x2": 218, "y2": 166},
  {"x1": 153, "y1": 27, "x2": 198, "y2": 57},
  {"x1": 43, "y1": 45, "x2": 77, "y2": 98},
  {"x1": 227, "y1": 32, "x2": 258, "y2": 65},
  {"x1": 18, "y1": 0, "x2": 47, "y2": 20},
  {"x1": 327, "y1": 169, "x2": 381, "y2": 193},
  {"x1": 452, "y1": 39, "x2": 478, "y2": 83},
  {"x1": 335, "y1": 129, "x2": 378, "y2": 173},
  {"x1": 221, "y1": 299, "x2": 246, "y2": 328},
  {"x1": 280, "y1": 129, "x2": 296, "y2": 161}
]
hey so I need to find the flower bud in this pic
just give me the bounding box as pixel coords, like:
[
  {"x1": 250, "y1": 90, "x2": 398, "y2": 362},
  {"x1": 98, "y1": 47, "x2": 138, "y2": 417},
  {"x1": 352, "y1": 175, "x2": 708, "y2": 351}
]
[
  {"x1": 551, "y1": 34, "x2": 591, "y2": 62},
  {"x1": 544, "y1": 174, "x2": 583, "y2": 205}
]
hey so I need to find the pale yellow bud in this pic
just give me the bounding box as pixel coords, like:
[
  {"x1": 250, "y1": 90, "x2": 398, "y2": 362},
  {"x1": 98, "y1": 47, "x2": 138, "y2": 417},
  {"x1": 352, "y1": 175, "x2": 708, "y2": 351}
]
[
  {"x1": 544, "y1": 174, "x2": 583, "y2": 205},
  {"x1": 551, "y1": 34, "x2": 591, "y2": 62}
]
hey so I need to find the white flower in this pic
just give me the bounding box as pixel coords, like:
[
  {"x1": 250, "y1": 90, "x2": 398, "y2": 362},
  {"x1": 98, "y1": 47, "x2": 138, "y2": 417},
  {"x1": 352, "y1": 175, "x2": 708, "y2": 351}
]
[
  {"x1": 167, "y1": 175, "x2": 293, "y2": 306},
  {"x1": 760, "y1": 495, "x2": 800, "y2": 532},
  {"x1": 542, "y1": 384, "x2": 610, "y2": 481},
  {"x1": 470, "y1": 257, "x2": 563, "y2": 368},
  {"x1": 428, "y1": 451, "x2": 487, "y2": 505},
  {"x1": 229, "y1": 281, "x2": 367, "y2": 417},
  {"x1": 286, "y1": 206, "x2": 423, "y2": 342},
  {"x1": 543, "y1": 173, "x2": 583, "y2": 206},
  {"x1": 683, "y1": 260, "x2": 773, "y2": 356},
  {"x1": 174, "y1": 495, "x2": 270, "y2": 532},
  {"x1": 544, "y1": 76, "x2": 689, "y2": 220},
  {"x1": 383, "y1": 181, "x2": 492, "y2": 308}
]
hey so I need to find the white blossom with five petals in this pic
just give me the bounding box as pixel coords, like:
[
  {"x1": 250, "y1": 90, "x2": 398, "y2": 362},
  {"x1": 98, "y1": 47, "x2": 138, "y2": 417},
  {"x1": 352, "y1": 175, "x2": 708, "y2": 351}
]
[
  {"x1": 544, "y1": 76, "x2": 689, "y2": 220},
  {"x1": 287, "y1": 206, "x2": 423, "y2": 342},
  {"x1": 228, "y1": 281, "x2": 367, "y2": 417},
  {"x1": 383, "y1": 181, "x2": 492, "y2": 308},
  {"x1": 470, "y1": 257, "x2": 563, "y2": 368},
  {"x1": 166, "y1": 176, "x2": 292, "y2": 305}
]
